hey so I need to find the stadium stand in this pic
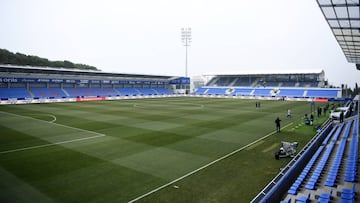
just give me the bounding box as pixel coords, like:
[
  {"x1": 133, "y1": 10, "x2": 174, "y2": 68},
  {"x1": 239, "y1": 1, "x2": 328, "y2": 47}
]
[
  {"x1": 0, "y1": 65, "x2": 184, "y2": 101},
  {"x1": 193, "y1": 86, "x2": 340, "y2": 99},
  {"x1": 253, "y1": 103, "x2": 359, "y2": 203},
  {"x1": 0, "y1": 87, "x2": 32, "y2": 99},
  {"x1": 206, "y1": 87, "x2": 228, "y2": 95},
  {"x1": 193, "y1": 87, "x2": 209, "y2": 95},
  {"x1": 232, "y1": 87, "x2": 253, "y2": 96},
  {"x1": 195, "y1": 71, "x2": 342, "y2": 99},
  {"x1": 253, "y1": 88, "x2": 273, "y2": 97},
  {"x1": 30, "y1": 87, "x2": 67, "y2": 98},
  {"x1": 205, "y1": 71, "x2": 324, "y2": 88},
  {"x1": 153, "y1": 88, "x2": 172, "y2": 95},
  {"x1": 136, "y1": 88, "x2": 157, "y2": 95},
  {"x1": 275, "y1": 117, "x2": 359, "y2": 203},
  {"x1": 306, "y1": 89, "x2": 339, "y2": 98},
  {"x1": 64, "y1": 87, "x2": 119, "y2": 98},
  {"x1": 276, "y1": 88, "x2": 305, "y2": 98},
  {"x1": 0, "y1": 87, "x2": 174, "y2": 99},
  {"x1": 116, "y1": 88, "x2": 139, "y2": 96}
]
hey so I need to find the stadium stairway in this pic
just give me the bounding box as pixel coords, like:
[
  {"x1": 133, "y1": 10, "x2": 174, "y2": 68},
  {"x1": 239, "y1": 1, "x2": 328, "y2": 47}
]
[
  {"x1": 280, "y1": 117, "x2": 360, "y2": 203},
  {"x1": 112, "y1": 88, "x2": 121, "y2": 95},
  {"x1": 62, "y1": 88, "x2": 70, "y2": 97},
  {"x1": 28, "y1": 88, "x2": 35, "y2": 98}
]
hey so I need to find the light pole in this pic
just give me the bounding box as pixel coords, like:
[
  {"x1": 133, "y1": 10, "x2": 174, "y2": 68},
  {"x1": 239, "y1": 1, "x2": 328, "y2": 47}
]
[{"x1": 181, "y1": 27, "x2": 191, "y2": 77}]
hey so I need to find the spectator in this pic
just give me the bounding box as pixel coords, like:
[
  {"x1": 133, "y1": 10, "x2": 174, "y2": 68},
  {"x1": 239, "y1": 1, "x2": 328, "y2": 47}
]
[
  {"x1": 340, "y1": 111, "x2": 344, "y2": 123},
  {"x1": 323, "y1": 104, "x2": 329, "y2": 116},
  {"x1": 317, "y1": 106, "x2": 322, "y2": 117},
  {"x1": 287, "y1": 109, "x2": 291, "y2": 118},
  {"x1": 304, "y1": 114, "x2": 310, "y2": 125},
  {"x1": 310, "y1": 114, "x2": 314, "y2": 125},
  {"x1": 275, "y1": 117, "x2": 281, "y2": 133}
]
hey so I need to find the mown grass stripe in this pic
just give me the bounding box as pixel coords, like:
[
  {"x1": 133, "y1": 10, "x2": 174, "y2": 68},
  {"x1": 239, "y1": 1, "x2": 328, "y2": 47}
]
[
  {"x1": 0, "y1": 134, "x2": 105, "y2": 154},
  {"x1": 246, "y1": 140, "x2": 265, "y2": 150},
  {"x1": 0, "y1": 111, "x2": 105, "y2": 137},
  {"x1": 127, "y1": 122, "x2": 293, "y2": 203},
  {"x1": 262, "y1": 143, "x2": 279, "y2": 153}
]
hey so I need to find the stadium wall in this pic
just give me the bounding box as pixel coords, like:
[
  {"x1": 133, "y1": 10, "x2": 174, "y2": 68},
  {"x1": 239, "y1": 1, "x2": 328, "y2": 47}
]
[{"x1": 0, "y1": 94, "x2": 181, "y2": 105}]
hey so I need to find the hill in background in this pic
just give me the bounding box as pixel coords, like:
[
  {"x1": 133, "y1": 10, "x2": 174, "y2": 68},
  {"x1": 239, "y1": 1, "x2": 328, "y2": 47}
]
[{"x1": 0, "y1": 48, "x2": 99, "y2": 71}]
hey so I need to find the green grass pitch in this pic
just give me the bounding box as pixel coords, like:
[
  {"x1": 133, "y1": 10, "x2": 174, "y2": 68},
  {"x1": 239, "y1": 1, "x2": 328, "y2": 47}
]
[{"x1": 0, "y1": 97, "x2": 320, "y2": 202}]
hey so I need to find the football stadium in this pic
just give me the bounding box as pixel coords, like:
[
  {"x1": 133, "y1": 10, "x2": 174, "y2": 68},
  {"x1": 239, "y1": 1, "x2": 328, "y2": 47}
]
[{"x1": 0, "y1": 1, "x2": 360, "y2": 203}]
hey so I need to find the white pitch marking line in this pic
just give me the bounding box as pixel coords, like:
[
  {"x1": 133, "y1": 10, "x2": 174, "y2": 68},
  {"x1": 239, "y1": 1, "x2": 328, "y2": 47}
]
[
  {"x1": 48, "y1": 114, "x2": 57, "y2": 123},
  {"x1": 0, "y1": 111, "x2": 105, "y2": 136},
  {"x1": 0, "y1": 134, "x2": 105, "y2": 154},
  {"x1": 132, "y1": 102, "x2": 204, "y2": 109},
  {"x1": 34, "y1": 114, "x2": 57, "y2": 123},
  {"x1": 127, "y1": 122, "x2": 294, "y2": 203}
]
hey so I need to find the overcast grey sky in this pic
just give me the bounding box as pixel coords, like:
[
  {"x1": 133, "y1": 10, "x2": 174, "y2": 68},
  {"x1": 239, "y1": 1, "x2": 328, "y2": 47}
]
[{"x1": 0, "y1": 0, "x2": 359, "y2": 87}]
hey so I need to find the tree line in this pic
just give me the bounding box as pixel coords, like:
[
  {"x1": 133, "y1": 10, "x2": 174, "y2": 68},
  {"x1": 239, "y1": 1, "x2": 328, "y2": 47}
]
[
  {"x1": 0, "y1": 48, "x2": 99, "y2": 71},
  {"x1": 342, "y1": 83, "x2": 360, "y2": 98}
]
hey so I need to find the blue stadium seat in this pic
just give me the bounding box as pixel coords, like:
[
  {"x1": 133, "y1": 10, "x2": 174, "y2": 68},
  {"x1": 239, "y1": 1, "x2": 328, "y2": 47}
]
[
  {"x1": 305, "y1": 142, "x2": 335, "y2": 190},
  {"x1": 288, "y1": 146, "x2": 324, "y2": 195},
  {"x1": 340, "y1": 184, "x2": 356, "y2": 203},
  {"x1": 232, "y1": 88, "x2": 253, "y2": 96},
  {"x1": 344, "y1": 134, "x2": 358, "y2": 182},
  {"x1": 277, "y1": 88, "x2": 305, "y2": 97},
  {"x1": 253, "y1": 88, "x2": 272, "y2": 96},
  {"x1": 306, "y1": 89, "x2": 338, "y2": 98},
  {"x1": 194, "y1": 87, "x2": 209, "y2": 94},
  {"x1": 296, "y1": 193, "x2": 310, "y2": 203},
  {"x1": 154, "y1": 88, "x2": 171, "y2": 95},
  {"x1": 322, "y1": 126, "x2": 337, "y2": 145},
  {"x1": 317, "y1": 189, "x2": 332, "y2": 203},
  {"x1": 341, "y1": 120, "x2": 353, "y2": 139},
  {"x1": 116, "y1": 88, "x2": 139, "y2": 96},
  {"x1": 136, "y1": 88, "x2": 157, "y2": 95},
  {"x1": 0, "y1": 87, "x2": 31, "y2": 99},
  {"x1": 206, "y1": 88, "x2": 227, "y2": 95},
  {"x1": 280, "y1": 198, "x2": 291, "y2": 203},
  {"x1": 31, "y1": 87, "x2": 67, "y2": 98},
  {"x1": 317, "y1": 198, "x2": 330, "y2": 203},
  {"x1": 324, "y1": 137, "x2": 347, "y2": 187}
]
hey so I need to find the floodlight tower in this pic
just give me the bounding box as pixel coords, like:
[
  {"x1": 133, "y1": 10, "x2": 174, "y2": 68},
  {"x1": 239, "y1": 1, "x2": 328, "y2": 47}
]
[{"x1": 181, "y1": 27, "x2": 191, "y2": 77}]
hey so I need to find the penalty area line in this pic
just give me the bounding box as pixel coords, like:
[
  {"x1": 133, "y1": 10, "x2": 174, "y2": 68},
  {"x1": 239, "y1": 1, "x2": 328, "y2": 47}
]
[
  {"x1": 127, "y1": 122, "x2": 293, "y2": 203},
  {"x1": 0, "y1": 134, "x2": 106, "y2": 154},
  {"x1": 48, "y1": 114, "x2": 57, "y2": 123},
  {"x1": 0, "y1": 111, "x2": 105, "y2": 137}
]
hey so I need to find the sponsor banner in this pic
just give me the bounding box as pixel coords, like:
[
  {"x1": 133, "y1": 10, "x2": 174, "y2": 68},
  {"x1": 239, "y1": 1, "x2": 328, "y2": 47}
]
[
  {"x1": 328, "y1": 98, "x2": 352, "y2": 102},
  {"x1": 169, "y1": 77, "x2": 190, "y2": 85},
  {"x1": 315, "y1": 98, "x2": 329, "y2": 103},
  {"x1": 21, "y1": 78, "x2": 36, "y2": 83},
  {"x1": 0, "y1": 78, "x2": 18, "y2": 83},
  {"x1": 91, "y1": 80, "x2": 101, "y2": 84},
  {"x1": 76, "y1": 97, "x2": 106, "y2": 102},
  {"x1": 37, "y1": 78, "x2": 50, "y2": 83},
  {"x1": 51, "y1": 79, "x2": 64, "y2": 83},
  {"x1": 65, "y1": 79, "x2": 77, "y2": 83},
  {"x1": 0, "y1": 77, "x2": 171, "y2": 85}
]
